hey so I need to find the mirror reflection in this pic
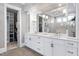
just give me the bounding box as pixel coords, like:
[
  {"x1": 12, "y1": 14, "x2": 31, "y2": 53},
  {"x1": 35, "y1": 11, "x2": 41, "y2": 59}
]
[{"x1": 38, "y1": 3, "x2": 76, "y2": 37}]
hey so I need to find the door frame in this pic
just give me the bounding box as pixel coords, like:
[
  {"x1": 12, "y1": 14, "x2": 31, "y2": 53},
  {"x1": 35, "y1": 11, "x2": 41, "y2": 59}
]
[{"x1": 4, "y1": 4, "x2": 22, "y2": 51}]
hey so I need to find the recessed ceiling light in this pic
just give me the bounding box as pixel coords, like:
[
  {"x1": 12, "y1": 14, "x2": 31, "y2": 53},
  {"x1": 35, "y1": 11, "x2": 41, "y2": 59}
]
[{"x1": 58, "y1": 4, "x2": 62, "y2": 7}]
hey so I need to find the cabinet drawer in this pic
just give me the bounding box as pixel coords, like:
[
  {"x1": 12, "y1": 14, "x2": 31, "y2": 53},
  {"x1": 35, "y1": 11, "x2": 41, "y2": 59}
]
[
  {"x1": 31, "y1": 36, "x2": 43, "y2": 42},
  {"x1": 25, "y1": 35, "x2": 30, "y2": 42},
  {"x1": 65, "y1": 41, "x2": 77, "y2": 48},
  {"x1": 35, "y1": 41, "x2": 43, "y2": 46},
  {"x1": 34, "y1": 37, "x2": 44, "y2": 43},
  {"x1": 53, "y1": 39, "x2": 65, "y2": 45},
  {"x1": 25, "y1": 37, "x2": 32, "y2": 43},
  {"x1": 65, "y1": 47, "x2": 77, "y2": 56},
  {"x1": 77, "y1": 43, "x2": 79, "y2": 56},
  {"x1": 25, "y1": 41, "x2": 32, "y2": 48},
  {"x1": 34, "y1": 44, "x2": 44, "y2": 55}
]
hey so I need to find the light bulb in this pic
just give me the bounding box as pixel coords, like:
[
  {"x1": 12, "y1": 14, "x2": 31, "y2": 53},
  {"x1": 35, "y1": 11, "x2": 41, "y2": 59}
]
[{"x1": 58, "y1": 4, "x2": 62, "y2": 7}]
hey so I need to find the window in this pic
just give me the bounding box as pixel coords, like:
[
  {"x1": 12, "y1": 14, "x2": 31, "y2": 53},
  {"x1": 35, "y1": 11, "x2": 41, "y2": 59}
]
[
  {"x1": 57, "y1": 17, "x2": 62, "y2": 23},
  {"x1": 68, "y1": 15, "x2": 75, "y2": 21},
  {"x1": 63, "y1": 17, "x2": 67, "y2": 22}
]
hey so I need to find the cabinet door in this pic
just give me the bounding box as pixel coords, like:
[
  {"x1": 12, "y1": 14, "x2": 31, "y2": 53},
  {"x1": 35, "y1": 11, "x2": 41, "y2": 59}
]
[
  {"x1": 78, "y1": 43, "x2": 79, "y2": 56},
  {"x1": 33, "y1": 43, "x2": 44, "y2": 55},
  {"x1": 65, "y1": 47, "x2": 77, "y2": 56},
  {"x1": 53, "y1": 39, "x2": 65, "y2": 56},
  {"x1": 25, "y1": 36, "x2": 32, "y2": 48},
  {"x1": 53, "y1": 44, "x2": 65, "y2": 56},
  {"x1": 44, "y1": 38, "x2": 53, "y2": 56}
]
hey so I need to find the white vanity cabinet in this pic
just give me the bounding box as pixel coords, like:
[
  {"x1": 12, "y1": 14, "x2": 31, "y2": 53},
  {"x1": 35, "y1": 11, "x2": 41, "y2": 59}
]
[
  {"x1": 77, "y1": 43, "x2": 79, "y2": 56},
  {"x1": 65, "y1": 41, "x2": 78, "y2": 56},
  {"x1": 25, "y1": 35, "x2": 32, "y2": 48},
  {"x1": 52, "y1": 39, "x2": 66, "y2": 56},
  {"x1": 31, "y1": 36, "x2": 44, "y2": 55},
  {"x1": 24, "y1": 35, "x2": 53, "y2": 55},
  {"x1": 24, "y1": 34, "x2": 78, "y2": 56},
  {"x1": 43, "y1": 37, "x2": 53, "y2": 56},
  {"x1": 25, "y1": 35, "x2": 44, "y2": 55}
]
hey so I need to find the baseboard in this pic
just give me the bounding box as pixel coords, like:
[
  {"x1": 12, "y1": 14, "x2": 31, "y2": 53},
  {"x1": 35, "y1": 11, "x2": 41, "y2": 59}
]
[{"x1": 0, "y1": 48, "x2": 6, "y2": 54}]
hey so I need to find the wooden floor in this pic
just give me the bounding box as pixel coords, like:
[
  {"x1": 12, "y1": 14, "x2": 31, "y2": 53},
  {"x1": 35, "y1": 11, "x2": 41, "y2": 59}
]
[
  {"x1": 0, "y1": 47, "x2": 42, "y2": 56},
  {"x1": 7, "y1": 42, "x2": 17, "y2": 50}
]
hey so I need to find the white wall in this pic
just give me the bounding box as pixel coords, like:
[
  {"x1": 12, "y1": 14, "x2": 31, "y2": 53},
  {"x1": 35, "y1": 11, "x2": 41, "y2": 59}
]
[
  {"x1": 76, "y1": 3, "x2": 79, "y2": 39},
  {"x1": 21, "y1": 11, "x2": 27, "y2": 43},
  {"x1": 0, "y1": 4, "x2": 5, "y2": 48},
  {"x1": 0, "y1": 3, "x2": 27, "y2": 49}
]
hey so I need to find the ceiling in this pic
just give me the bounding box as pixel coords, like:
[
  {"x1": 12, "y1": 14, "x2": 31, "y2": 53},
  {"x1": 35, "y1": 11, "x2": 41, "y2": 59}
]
[
  {"x1": 10, "y1": 3, "x2": 75, "y2": 17},
  {"x1": 8, "y1": 3, "x2": 75, "y2": 13},
  {"x1": 23, "y1": 3, "x2": 66, "y2": 13}
]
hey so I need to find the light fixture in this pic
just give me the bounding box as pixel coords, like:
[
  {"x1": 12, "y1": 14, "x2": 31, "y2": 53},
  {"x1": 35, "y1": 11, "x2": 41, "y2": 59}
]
[
  {"x1": 46, "y1": 16, "x2": 48, "y2": 19},
  {"x1": 58, "y1": 4, "x2": 62, "y2": 7},
  {"x1": 63, "y1": 9, "x2": 67, "y2": 14},
  {"x1": 42, "y1": 15, "x2": 46, "y2": 18}
]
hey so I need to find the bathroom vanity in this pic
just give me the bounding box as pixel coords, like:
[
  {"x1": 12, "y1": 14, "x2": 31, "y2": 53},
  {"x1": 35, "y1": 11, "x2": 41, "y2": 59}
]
[
  {"x1": 24, "y1": 33, "x2": 79, "y2": 56},
  {"x1": 24, "y1": 3, "x2": 79, "y2": 56}
]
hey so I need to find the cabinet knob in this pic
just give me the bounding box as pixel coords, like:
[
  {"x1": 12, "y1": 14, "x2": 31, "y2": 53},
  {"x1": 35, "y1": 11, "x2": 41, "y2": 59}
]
[
  {"x1": 67, "y1": 51, "x2": 73, "y2": 54},
  {"x1": 29, "y1": 38, "x2": 31, "y2": 40},
  {"x1": 38, "y1": 37, "x2": 40, "y2": 39},
  {"x1": 67, "y1": 43, "x2": 74, "y2": 45},
  {"x1": 37, "y1": 42, "x2": 40, "y2": 44},
  {"x1": 51, "y1": 44, "x2": 53, "y2": 47}
]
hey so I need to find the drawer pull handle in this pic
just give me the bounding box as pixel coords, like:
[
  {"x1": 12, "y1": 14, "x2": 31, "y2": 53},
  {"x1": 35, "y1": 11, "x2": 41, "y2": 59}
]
[
  {"x1": 38, "y1": 37, "x2": 40, "y2": 39},
  {"x1": 67, "y1": 43, "x2": 74, "y2": 45},
  {"x1": 51, "y1": 44, "x2": 53, "y2": 47},
  {"x1": 37, "y1": 42, "x2": 40, "y2": 44},
  {"x1": 67, "y1": 51, "x2": 73, "y2": 54},
  {"x1": 37, "y1": 48, "x2": 40, "y2": 50},
  {"x1": 29, "y1": 38, "x2": 31, "y2": 40}
]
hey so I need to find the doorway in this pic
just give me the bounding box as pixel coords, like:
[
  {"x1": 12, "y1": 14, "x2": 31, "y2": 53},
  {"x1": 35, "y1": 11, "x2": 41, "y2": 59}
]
[
  {"x1": 7, "y1": 8, "x2": 18, "y2": 50},
  {"x1": 5, "y1": 4, "x2": 22, "y2": 52}
]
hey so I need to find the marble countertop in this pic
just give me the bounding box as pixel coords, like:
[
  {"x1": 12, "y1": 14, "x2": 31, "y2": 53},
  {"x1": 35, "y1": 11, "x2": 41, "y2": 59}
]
[{"x1": 26, "y1": 33, "x2": 78, "y2": 42}]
